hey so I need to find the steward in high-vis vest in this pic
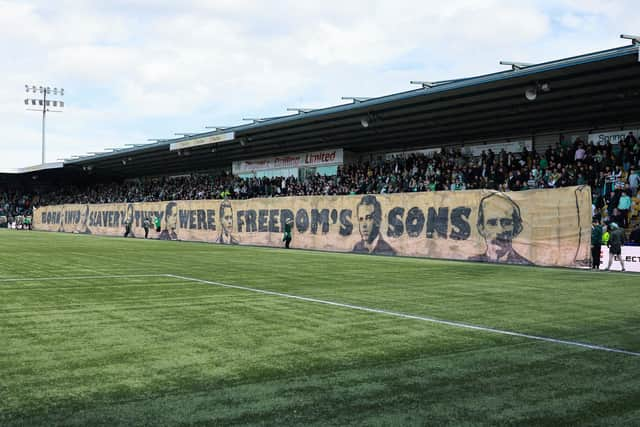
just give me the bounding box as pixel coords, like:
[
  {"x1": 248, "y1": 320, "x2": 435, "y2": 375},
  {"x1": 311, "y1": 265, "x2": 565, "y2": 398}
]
[{"x1": 153, "y1": 216, "x2": 161, "y2": 233}]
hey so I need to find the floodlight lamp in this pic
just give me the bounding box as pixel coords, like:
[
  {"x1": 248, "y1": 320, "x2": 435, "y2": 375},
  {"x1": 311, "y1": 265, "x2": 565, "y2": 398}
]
[
  {"x1": 525, "y1": 87, "x2": 537, "y2": 101},
  {"x1": 360, "y1": 117, "x2": 370, "y2": 128},
  {"x1": 122, "y1": 159, "x2": 127, "y2": 165},
  {"x1": 539, "y1": 82, "x2": 551, "y2": 92}
]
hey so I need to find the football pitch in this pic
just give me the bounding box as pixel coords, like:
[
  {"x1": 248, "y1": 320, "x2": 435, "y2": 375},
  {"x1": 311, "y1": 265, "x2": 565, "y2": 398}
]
[{"x1": 1, "y1": 230, "x2": 639, "y2": 426}]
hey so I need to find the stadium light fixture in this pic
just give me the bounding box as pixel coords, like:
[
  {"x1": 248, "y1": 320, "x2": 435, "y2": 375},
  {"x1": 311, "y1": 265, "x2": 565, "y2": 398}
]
[
  {"x1": 410, "y1": 81, "x2": 433, "y2": 88},
  {"x1": 204, "y1": 126, "x2": 230, "y2": 130},
  {"x1": 620, "y1": 34, "x2": 640, "y2": 45},
  {"x1": 499, "y1": 61, "x2": 533, "y2": 71},
  {"x1": 174, "y1": 132, "x2": 197, "y2": 137},
  {"x1": 147, "y1": 138, "x2": 169, "y2": 142},
  {"x1": 410, "y1": 80, "x2": 458, "y2": 88},
  {"x1": 341, "y1": 96, "x2": 371, "y2": 103},
  {"x1": 360, "y1": 113, "x2": 379, "y2": 128},
  {"x1": 24, "y1": 84, "x2": 65, "y2": 164},
  {"x1": 525, "y1": 82, "x2": 551, "y2": 101}
]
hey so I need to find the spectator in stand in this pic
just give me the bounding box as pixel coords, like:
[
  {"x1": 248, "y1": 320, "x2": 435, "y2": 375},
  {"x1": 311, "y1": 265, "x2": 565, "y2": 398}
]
[
  {"x1": 629, "y1": 168, "x2": 639, "y2": 197},
  {"x1": 617, "y1": 190, "x2": 632, "y2": 227},
  {"x1": 574, "y1": 143, "x2": 586, "y2": 162}
]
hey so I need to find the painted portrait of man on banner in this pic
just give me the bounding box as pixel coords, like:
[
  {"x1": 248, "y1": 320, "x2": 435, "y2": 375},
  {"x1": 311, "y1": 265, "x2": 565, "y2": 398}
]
[
  {"x1": 216, "y1": 200, "x2": 238, "y2": 244},
  {"x1": 468, "y1": 192, "x2": 533, "y2": 265},
  {"x1": 352, "y1": 195, "x2": 396, "y2": 256},
  {"x1": 159, "y1": 201, "x2": 178, "y2": 240}
]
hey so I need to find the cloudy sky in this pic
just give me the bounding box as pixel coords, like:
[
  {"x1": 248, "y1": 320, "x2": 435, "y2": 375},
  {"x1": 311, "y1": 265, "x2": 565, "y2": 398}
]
[{"x1": 0, "y1": 0, "x2": 638, "y2": 170}]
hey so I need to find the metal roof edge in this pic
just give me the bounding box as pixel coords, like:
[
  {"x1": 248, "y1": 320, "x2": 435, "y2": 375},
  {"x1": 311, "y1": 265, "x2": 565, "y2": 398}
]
[
  {"x1": 227, "y1": 44, "x2": 639, "y2": 133},
  {"x1": 0, "y1": 162, "x2": 64, "y2": 174}
]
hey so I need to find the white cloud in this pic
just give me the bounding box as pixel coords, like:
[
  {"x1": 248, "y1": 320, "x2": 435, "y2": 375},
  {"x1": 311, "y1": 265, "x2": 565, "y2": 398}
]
[{"x1": 1, "y1": 0, "x2": 639, "y2": 169}]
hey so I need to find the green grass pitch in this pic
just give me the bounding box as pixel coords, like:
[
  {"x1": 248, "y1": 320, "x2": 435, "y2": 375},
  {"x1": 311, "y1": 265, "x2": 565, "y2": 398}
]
[{"x1": 1, "y1": 229, "x2": 639, "y2": 426}]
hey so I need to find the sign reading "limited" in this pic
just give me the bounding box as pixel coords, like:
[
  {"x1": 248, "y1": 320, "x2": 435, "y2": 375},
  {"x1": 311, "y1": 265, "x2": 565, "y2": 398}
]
[{"x1": 232, "y1": 148, "x2": 344, "y2": 174}]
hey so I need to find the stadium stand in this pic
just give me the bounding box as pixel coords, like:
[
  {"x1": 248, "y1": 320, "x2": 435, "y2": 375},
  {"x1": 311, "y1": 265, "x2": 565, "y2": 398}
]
[
  {"x1": 2, "y1": 42, "x2": 640, "y2": 236},
  {"x1": 2, "y1": 137, "x2": 639, "y2": 231}
]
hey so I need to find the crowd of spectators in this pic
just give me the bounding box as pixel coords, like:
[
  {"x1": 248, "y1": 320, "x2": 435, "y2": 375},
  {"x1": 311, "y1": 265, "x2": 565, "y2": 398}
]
[
  {"x1": 0, "y1": 191, "x2": 33, "y2": 219},
  {"x1": 2, "y1": 133, "x2": 640, "y2": 232}
]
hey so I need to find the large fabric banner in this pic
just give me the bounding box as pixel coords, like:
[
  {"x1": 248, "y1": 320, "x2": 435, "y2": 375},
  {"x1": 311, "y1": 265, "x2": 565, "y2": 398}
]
[{"x1": 34, "y1": 186, "x2": 592, "y2": 268}]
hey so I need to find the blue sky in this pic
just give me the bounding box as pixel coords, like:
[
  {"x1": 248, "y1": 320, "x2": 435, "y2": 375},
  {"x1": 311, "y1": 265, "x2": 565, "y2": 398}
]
[{"x1": 0, "y1": 0, "x2": 638, "y2": 170}]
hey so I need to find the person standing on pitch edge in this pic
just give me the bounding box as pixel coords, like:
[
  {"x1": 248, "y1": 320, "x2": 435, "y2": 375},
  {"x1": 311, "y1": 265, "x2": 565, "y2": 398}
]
[
  {"x1": 605, "y1": 222, "x2": 626, "y2": 272},
  {"x1": 591, "y1": 217, "x2": 603, "y2": 270},
  {"x1": 124, "y1": 218, "x2": 133, "y2": 238},
  {"x1": 283, "y1": 218, "x2": 293, "y2": 249},
  {"x1": 143, "y1": 217, "x2": 151, "y2": 239}
]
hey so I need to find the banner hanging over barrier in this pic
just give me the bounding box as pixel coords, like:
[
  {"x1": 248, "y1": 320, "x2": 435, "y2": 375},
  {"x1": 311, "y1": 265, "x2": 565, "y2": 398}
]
[{"x1": 34, "y1": 186, "x2": 592, "y2": 268}]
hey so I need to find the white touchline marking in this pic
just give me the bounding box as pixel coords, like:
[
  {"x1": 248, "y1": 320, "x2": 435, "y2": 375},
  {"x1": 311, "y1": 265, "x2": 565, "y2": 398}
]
[
  {"x1": 0, "y1": 274, "x2": 171, "y2": 282},
  {"x1": 167, "y1": 274, "x2": 640, "y2": 358}
]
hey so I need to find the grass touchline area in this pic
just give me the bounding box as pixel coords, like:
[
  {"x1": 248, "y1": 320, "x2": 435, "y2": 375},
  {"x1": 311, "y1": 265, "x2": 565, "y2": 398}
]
[{"x1": 1, "y1": 230, "x2": 640, "y2": 426}]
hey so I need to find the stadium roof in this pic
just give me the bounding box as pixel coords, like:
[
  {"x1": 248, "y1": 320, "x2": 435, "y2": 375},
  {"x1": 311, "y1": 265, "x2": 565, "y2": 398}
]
[{"x1": 29, "y1": 42, "x2": 640, "y2": 178}]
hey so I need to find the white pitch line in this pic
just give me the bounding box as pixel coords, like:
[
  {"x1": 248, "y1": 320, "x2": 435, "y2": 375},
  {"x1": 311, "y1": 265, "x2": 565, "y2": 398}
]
[
  {"x1": 0, "y1": 274, "x2": 171, "y2": 282},
  {"x1": 167, "y1": 274, "x2": 640, "y2": 358}
]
